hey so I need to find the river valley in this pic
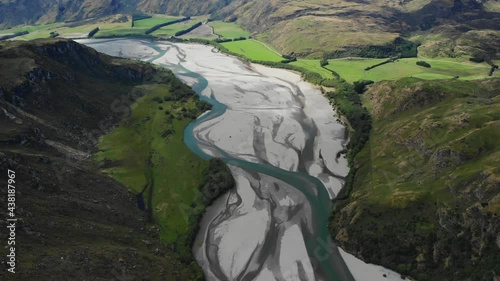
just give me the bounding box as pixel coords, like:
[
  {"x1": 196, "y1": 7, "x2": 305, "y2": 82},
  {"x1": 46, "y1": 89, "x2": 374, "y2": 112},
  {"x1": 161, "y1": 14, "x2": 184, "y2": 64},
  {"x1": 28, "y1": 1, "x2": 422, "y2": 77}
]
[{"x1": 79, "y1": 38, "x2": 406, "y2": 281}]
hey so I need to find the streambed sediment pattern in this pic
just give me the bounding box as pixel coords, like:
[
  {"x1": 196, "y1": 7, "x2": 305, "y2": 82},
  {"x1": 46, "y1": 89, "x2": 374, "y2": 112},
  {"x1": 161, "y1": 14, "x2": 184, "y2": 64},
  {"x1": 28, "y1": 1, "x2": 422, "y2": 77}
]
[{"x1": 81, "y1": 38, "x2": 354, "y2": 281}]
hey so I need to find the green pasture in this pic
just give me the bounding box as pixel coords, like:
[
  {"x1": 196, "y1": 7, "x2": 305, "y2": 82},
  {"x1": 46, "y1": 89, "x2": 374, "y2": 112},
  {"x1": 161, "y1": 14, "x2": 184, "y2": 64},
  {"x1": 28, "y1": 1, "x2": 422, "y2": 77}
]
[
  {"x1": 290, "y1": 59, "x2": 335, "y2": 79},
  {"x1": 221, "y1": 39, "x2": 283, "y2": 62},
  {"x1": 0, "y1": 23, "x2": 62, "y2": 35},
  {"x1": 325, "y1": 57, "x2": 491, "y2": 82},
  {"x1": 208, "y1": 21, "x2": 249, "y2": 38},
  {"x1": 133, "y1": 16, "x2": 180, "y2": 28},
  {"x1": 151, "y1": 16, "x2": 210, "y2": 36},
  {"x1": 94, "y1": 84, "x2": 208, "y2": 243}
]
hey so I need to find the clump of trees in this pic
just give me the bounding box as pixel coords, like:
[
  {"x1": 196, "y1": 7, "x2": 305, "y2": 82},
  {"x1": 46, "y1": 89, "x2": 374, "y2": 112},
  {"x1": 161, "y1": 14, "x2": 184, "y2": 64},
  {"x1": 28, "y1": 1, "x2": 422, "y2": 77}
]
[
  {"x1": 214, "y1": 38, "x2": 232, "y2": 43},
  {"x1": 324, "y1": 37, "x2": 419, "y2": 59},
  {"x1": 469, "y1": 57, "x2": 485, "y2": 63},
  {"x1": 145, "y1": 17, "x2": 191, "y2": 35},
  {"x1": 324, "y1": 79, "x2": 372, "y2": 199},
  {"x1": 199, "y1": 159, "x2": 235, "y2": 205},
  {"x1": 0, "y1": 31, "x2": 28, "y2": 41},
  {"x1": 174, "y1": 158, "x2": 235, "y2": 261},
  {"x1": 325, "y1": 80, "x2": 372, "y2": 163},
  {"x1": 416, "y1": 61, "x2": 431, "y2": 68},
  {"x1": 281, "y1": 54, "x2": 297, "y2": 63},
  {"x1": 489, "y1": 64, "x2": 498, "y2": 76},
  {"x1": 196, "y1": 100, "x2": 212, "y2": 112},
  {"x1": 364, "y1": 57, "x2": 397, "y2": 71},
  {"x1": 281, "y1": 57, "x2": 297, "y2": 63},
  {"x1": 49, "y1": 31, "x2": 59, "y2": 38},
  {"x1": 88, "y1": 27, "x2": 99, "y2": 38},
  {"x1": 152, "y1": 96, "x2": 163, "y2": 103},
  {"x1": 320, "y1": 57, "x2": 329, "y2": 67},
  {"x1": 353, "y1": 80, "x2": 374, "y2": 94},
  {"x1": 174, "y1": 22, "x2": 202, "y2": 37},
  {"x1": 214, "y1": 37, "x2": 247, "y2": 43}
]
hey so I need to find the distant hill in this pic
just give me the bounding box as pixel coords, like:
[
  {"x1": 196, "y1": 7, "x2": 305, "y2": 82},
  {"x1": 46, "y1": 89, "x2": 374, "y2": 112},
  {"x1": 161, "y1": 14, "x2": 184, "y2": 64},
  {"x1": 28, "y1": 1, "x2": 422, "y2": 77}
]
[
  {"x1": 214, "y1": 0, "x2": 500, "y2": 59},
  {"x1": 0, "y1": 0, "x2": 499, "y2": 59},
  {"x1": 0, "y1": 0, "x2": 229, "y2": 28}
]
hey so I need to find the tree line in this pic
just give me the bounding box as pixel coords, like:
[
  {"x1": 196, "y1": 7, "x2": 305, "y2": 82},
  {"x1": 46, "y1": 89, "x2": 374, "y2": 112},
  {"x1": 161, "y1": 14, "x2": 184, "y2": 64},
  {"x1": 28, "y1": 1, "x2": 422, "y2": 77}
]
[
  {"x1": 145, "y1": 17, "x2": 191, "y2": 35},
  {"x1": 174, "y1": 22, "x2": 202, "y2": 37}
]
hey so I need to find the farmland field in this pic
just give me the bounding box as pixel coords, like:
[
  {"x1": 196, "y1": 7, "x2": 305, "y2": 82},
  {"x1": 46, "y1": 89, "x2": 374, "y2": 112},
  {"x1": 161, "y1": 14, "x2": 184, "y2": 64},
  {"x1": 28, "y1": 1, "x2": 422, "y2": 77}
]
[
  {"x1": 95, "y1": 84, "x2": 209, "y2": 243},
  {"x1": 133, "y1": 16, "x2": 180, "y2": 28},
  {"x1": 208, "y1": 21, "x2": 249, "y2": 38},
  {"x1": 290, "y1": 59, "x2": 335, "y2": 79},
  {"x1": 151, "y1": 16, "x2": 210, "y2": 36},
  {"x1": 0, "y1": 23, "x2": 62, "y2": 35},
  {"x1": 1, "y1": 22, "x2": 134, "y2": 39},
  {"x1": 325, "y1": 58, "x2": 492, "y2": 82},
  {"x1": 221, "y1": 39, "x2": 283, "y2": 62}
]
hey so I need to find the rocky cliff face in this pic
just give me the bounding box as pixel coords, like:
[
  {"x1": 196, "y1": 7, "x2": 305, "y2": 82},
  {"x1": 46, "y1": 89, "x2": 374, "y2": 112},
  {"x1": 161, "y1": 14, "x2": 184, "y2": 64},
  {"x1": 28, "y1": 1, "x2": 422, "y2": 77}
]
[{"x1": 330, "y1": 78, "x2": 500, "y2": 281}]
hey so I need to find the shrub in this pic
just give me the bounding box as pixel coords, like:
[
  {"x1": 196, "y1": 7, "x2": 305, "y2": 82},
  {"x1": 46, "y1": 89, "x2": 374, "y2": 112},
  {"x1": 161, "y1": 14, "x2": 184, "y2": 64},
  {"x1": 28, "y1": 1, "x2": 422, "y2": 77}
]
[
  {"x1": 232, "y1": 37, "x2": 247, "y2": 41},
  {"x1": 469, "y1": 57, "x2": 485, "y2": 63},
  {"x1": 88, "y1": 27, "x2": 100, "y2": 38},
  {"x1": 214, "y1": 38, "x2": 232, "y2": 43},
  {"x1": 416, "y1": 61, "x2": 431, "y2": 68},
  {"x1": 353, "y1": 80, "x2": 374, "y2": 94},
  {"x1": 489, "y1": 64, "x2": 498, "y2": 76},
  {"x1": 281, "y1": 57, "x2": 297, "y2": 63}
]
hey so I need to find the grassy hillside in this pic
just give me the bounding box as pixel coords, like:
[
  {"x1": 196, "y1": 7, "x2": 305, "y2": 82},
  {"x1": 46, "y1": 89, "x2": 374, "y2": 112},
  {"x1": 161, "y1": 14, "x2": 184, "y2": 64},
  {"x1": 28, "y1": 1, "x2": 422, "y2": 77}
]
[
  {"x1": 0, "y1": 39, "x2": 232, "y2": 280},
  {"x1": 95, "y1": 85, "x2": 208, "y2": 242},
  {"x1": 325, "y1": 58, "x2": 492, "y2": 82},
  {"x1": 133, "y1": 16, "x2": 180, "y2": 28},
  {"x1": 215, "y1": 0, "x2": 500, "y2": 58},
  {"x1": 94, "y1": 82, "x2": 234, "y2": 258},
  {"x1": 330, "y1": 78, "x2": 500, "y2": 281}
]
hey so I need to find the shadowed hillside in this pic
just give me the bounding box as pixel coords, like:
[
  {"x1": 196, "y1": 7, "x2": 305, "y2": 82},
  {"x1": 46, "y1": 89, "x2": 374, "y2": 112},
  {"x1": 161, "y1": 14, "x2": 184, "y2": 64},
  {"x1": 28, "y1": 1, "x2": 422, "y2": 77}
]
[
  {"x1": 0, "y1": 39, "x2": 232, "y2": 280},
  {"x1": 330, "y1": 78, "x2": 500, "y2": 281}
]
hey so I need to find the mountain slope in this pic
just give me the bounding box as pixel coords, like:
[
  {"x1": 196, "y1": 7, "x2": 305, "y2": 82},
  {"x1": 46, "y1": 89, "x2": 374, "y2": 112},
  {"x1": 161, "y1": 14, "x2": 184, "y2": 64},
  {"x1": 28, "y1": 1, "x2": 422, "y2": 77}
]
[
  {"x1": 0, "y1": 0, "x2": 230, "y2": 28},
  {"x1": 330, "y1": 78, "x2": 500, "y2": 281},
  {"x1": 1, "y1": 0, "x2": 499, "y2": 59},
  {"x1": 0, "y1": 39, "x2": 210, "y2": 280},
  {"x1": 215, "y1": 0, "x2": 500, "y2": 58}
]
